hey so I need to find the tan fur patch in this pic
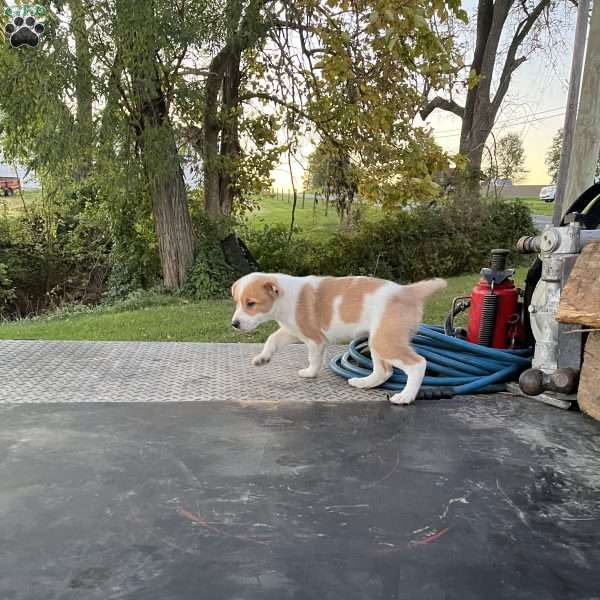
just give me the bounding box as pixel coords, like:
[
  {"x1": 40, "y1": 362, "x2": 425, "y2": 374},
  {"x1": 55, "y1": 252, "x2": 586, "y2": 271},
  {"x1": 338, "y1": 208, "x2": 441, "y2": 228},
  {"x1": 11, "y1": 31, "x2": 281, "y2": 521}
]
[
  {"x1": 318, "y1": 277, "x2": 385, "y2": 328},
  {"x1": 296, "y1": 283, "x2": 324, "y2": 343},
  {"x1": 296, "y1": 277, "x2": 385, "y2": 342},
  {"x1": 370, "y1": 291, "x2": 423, "y2": 365},
  {"x1": 240, "y1": 276, "x2": 279, "y2": 316}
]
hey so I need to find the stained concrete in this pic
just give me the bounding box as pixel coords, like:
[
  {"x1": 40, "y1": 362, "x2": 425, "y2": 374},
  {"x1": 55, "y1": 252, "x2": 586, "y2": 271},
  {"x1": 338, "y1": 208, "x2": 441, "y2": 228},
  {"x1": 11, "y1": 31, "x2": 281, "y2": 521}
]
[{"x1": 1, "y1": 397, "x2": 600, "y2": 599}]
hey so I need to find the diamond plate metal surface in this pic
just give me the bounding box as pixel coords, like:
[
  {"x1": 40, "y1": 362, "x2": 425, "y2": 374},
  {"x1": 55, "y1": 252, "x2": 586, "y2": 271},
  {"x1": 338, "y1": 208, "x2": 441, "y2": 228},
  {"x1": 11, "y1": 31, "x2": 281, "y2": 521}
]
[{"x1": 0, "y1": 340, "x2": 387, "y2": 403}]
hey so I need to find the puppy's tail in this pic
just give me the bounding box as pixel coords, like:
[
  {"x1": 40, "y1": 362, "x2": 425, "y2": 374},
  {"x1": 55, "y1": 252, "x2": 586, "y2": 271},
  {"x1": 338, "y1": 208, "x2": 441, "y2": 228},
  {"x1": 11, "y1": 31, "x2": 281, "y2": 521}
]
[{"x1": 405, "y1": 278, "x2": 448, "y2": 300}]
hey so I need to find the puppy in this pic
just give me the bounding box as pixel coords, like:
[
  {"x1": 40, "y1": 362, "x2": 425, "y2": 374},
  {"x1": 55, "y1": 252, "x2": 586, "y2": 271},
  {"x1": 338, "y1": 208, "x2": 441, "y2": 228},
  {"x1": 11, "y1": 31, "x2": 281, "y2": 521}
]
[{"x1": 231, "y1": 273, "x2": 447, "y2": 405}]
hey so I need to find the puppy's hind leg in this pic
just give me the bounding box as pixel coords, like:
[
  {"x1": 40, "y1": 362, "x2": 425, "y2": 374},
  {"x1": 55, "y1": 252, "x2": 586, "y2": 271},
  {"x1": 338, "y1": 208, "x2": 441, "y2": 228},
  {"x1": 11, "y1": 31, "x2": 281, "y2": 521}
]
[
  {"x1": 253, "y1": 328, "x2": 298, "y2": 366},
  {"x1": 388, "y1": 350, "x2": 426, "y2": 406}
]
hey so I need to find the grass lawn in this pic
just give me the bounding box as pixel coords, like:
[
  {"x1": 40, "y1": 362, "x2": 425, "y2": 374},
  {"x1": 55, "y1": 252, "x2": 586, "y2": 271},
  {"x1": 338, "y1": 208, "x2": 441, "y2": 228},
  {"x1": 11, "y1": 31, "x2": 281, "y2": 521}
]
[
  {"x1": 248, "y1": 195, "x2": 550, "y2": 242},
  {"x1": 246, "y1": 193, "x2": 382, "y2": 241},
  {"x1": 512, "y1": 196, "x2": 553, "y2": 217},
  {"x1": 0, "y1": 268, "x2": 529, "y2": 343},
  {"x1": 1, "y1": 189, "x2": 43, "y2": 215}
]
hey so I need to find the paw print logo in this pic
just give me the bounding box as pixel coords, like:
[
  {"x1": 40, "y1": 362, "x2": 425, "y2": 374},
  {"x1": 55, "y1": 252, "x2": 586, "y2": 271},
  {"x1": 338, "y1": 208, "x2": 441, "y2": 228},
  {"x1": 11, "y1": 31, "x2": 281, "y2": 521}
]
[{"x1": 5, "y1": 15, "x2": 45, "y2": 48}]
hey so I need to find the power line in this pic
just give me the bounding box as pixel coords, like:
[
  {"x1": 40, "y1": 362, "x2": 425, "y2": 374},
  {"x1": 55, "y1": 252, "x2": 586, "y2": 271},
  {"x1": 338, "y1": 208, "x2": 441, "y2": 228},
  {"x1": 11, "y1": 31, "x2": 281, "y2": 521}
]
[
  {"x1": 432, "y1": 105, "x2": 567, "y2": 135},
  {"x1": 434, "y1": 111, "x2": 565, "y2": 140}
]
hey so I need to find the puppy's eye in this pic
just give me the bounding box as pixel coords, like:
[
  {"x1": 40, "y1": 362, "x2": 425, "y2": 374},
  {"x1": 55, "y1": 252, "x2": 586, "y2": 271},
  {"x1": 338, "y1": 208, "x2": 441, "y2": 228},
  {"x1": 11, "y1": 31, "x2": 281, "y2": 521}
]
[{"x1": 246, "y1": 300, "x2": 256, "y2": 308}]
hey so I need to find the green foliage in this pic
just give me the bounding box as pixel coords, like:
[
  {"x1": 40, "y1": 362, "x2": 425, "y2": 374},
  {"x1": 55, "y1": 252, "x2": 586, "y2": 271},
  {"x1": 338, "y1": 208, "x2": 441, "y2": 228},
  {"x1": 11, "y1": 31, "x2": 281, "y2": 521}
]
[
  {"x1": 305, "y1": 142, "x2": 358, "y2": 223},
  {"x1": 245, "y1": 224, "x2": 320, "y2": 275},
  {"x1": 545, "y1": 129, "x2": 562, "y2": 184},
  {"x1": 545, "y1": 128, "x2": 600, "y2": 185},
  {"x1": 484, "y1": 132, "x2": 527, "y2": 187},
  {"x1": 0, "y1": 261, "x2": 16, "y2": 312},
  {"x1": 248, "y1": 198, "x2": 535, "y2": 282},
  {"x1": 44, "y1": 288, "x2": 178, "y2": 322},
  {"x1": 0, "y1": 190, "x2": 112, "y2": 317},
  {"x1": 182, "y1": 210, "x2": 240, "y2": 300}
]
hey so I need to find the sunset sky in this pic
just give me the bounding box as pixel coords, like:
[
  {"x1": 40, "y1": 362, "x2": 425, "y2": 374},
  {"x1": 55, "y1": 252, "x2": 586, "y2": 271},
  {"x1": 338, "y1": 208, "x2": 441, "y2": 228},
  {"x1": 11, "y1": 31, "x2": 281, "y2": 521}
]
[{"x1": 271, "y1": 3, "x2": 577, "y2": 190}]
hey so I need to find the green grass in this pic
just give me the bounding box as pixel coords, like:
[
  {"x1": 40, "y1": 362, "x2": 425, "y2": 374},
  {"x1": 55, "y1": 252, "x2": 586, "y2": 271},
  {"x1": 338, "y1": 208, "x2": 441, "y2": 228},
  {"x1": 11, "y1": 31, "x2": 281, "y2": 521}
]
[
  {"x1": 1, "y1": 189, "x2": 43, "y2": 216},
  {"x1": 248, "y1": 194, "x2": 551, "y2": 242},
  {"x1": 247, "y1": 193, "x2": 382, "y2": 241},
  {"x1": 512, "y1": 196, "x2": 553, "y2": 217},
  {"x1": 0, "y1": 268, "x2": 529, "y2": 343}
]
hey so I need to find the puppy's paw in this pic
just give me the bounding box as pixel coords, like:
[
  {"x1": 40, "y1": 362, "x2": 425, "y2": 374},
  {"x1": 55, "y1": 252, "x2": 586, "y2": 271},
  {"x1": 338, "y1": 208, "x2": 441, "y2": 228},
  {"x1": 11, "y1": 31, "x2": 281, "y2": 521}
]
[
  {"x1": 348, "y1": 377, "x2": 369, "y2": 389},
  {"x1": 298, "y1": 368, "x2": 318, "y2": 378},
  {"x1": 388, "y1": 392, "x2": 415, "y2": 406},
  {"x1": 252, "y1": 354, "x2": 271, "y2": 366}
]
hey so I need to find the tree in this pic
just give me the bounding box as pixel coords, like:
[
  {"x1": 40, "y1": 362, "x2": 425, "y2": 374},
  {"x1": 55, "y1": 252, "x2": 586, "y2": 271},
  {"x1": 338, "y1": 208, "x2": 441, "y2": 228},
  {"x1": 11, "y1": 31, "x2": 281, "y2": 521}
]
[
  {"x1": 484, "y1": 132, "x2": 527, "y2": 193},
  {"x1": 0, "y1": 1, "x2": 215, "y2": 290},
  {"x1": 109, "y1": 0, "x2": 198, "y2": 289},
  {"x1": 421, "y1": 0, "x2": 564, "y2": 192},
  {"x1": 198, "y1": 0, "x2": 465, "y2": 217},
  {"x1": 0, "y1": 0, "x2": 467, "y2": 296},
  {"x1": 306, "y1": 142, "x2": 358, "y2": 225},
  {"x1": 243, "y1": 0, "x2": 465, "y2": 211},
  {"x1": 546, "y1": 128, "x2": 600, "y2": 184},
  {"x1": 68, "y1": 0, "x2": 94, "y2": 181}
]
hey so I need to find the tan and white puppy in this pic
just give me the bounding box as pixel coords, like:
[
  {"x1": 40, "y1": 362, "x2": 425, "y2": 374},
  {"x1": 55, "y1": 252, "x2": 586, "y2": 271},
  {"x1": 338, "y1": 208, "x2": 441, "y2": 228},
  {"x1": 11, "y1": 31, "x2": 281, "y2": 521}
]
[{"x1": 231, "y1": 273, "x2": 447, "y2": 405}]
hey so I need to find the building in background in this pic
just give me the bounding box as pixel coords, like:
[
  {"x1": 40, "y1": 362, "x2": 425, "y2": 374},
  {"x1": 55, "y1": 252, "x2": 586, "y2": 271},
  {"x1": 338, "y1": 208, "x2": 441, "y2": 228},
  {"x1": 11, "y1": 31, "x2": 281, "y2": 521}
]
[{"x1": 0, "y1": 162, "x2": 40, "y2": 193}]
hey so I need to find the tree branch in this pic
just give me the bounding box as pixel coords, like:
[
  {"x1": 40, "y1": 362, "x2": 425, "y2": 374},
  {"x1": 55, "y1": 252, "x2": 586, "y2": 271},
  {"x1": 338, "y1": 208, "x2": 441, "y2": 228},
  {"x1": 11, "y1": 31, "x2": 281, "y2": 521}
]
[
  {"x1": 420, "y1": 96, "x2": 464, "y2": 120},
  {"x1": 240, "y1": 91, "x2": 312, "y2": 121},
  {"x1": 492, "y1": 0, "x2": 551, "y2": 112}
]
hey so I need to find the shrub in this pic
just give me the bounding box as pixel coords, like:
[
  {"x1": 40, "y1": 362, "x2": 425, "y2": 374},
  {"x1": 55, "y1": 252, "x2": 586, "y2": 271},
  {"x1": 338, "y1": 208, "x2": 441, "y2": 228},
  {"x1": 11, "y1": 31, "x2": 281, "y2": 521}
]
[
  {"x1": 0, "y1": 201, "x2": 112, "y2": 318},
  {"x1": 0, "y1": 261, "x2": 15, "y2": 314},
  {"x1": 45, "y1": 288, "x2": 180, "y2": 322},
  {"x1": 246, "y1": 198, "x2": 535, "y2": 282},
  {"x1": 244, "y1": 224, "x2": 324, "y2": 276},
  {"x1": 183, "y1": 211, "x2": 243, "y2": 300}
]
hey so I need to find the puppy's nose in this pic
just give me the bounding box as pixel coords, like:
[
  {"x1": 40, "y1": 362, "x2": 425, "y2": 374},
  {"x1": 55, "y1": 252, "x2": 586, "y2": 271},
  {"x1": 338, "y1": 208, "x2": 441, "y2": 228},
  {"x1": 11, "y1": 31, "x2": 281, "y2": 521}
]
[{"x1": 232, "y1": 319, "x2": 241, "y2": 329}]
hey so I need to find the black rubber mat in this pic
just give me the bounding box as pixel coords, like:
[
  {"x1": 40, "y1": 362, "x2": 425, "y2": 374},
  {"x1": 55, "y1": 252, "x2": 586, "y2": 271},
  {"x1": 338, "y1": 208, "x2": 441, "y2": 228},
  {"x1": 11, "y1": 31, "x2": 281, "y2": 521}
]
[{"x1": 1, "y1": 398, "x2": 599, "y2": 599}]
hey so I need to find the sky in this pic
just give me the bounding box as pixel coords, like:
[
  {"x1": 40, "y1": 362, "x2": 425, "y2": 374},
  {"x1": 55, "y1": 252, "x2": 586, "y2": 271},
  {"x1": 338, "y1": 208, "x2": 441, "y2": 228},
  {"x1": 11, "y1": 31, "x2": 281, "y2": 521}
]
[{"x1": 271, "y1": 2, "x2": 577, "y2": 190}]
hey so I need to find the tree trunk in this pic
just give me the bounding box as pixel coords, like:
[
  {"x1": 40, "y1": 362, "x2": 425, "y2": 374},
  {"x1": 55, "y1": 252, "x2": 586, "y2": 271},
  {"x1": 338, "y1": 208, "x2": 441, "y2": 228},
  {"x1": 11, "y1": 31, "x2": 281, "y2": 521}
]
[
  {"x1": 203, "y1": 52, "x2": 224, "y2": 217},
  {"x1": 138, "y1": 105, "x2": 195, "y2": 290},
  {"x1": 132, "y1": 74, "x2": 194, "y2": 289},
  {"x1": 202, "y1": 0, "x2": 267, "y2": 218},
  {"x1": 218, "y1": 49, "x2": 242, "y2": 216},
  {"x1": 203, "y1": 46, "x2": 242, "y2": 218},
  {"x1": 69, "y1": 0, "x2": 94, "y2": 180},
  {"x1": 147, "y1": 144, "x2": 195, "y2": 290}
]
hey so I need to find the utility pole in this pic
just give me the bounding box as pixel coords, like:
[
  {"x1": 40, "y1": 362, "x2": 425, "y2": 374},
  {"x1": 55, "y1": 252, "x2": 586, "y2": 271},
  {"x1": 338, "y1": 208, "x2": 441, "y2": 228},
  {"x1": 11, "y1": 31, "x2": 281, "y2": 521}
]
[
  {"x1": 553, "y1": 0, "x2": 590, "y2": 225},
  {"x1": 560, "y1": 0, "x2": 600, "y2": 223}
]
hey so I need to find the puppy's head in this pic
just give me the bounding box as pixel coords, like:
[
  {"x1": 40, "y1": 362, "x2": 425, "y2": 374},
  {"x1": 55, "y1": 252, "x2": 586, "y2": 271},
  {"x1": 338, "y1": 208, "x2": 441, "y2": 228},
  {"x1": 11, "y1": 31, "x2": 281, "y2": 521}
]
[{"x1": 231, "y1": 274, "x2": 281, "y2": 332}]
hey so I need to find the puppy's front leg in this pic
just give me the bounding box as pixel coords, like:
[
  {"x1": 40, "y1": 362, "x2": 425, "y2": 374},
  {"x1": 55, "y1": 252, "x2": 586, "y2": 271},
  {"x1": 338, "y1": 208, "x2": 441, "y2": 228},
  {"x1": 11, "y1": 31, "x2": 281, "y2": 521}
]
[
  {"x1": 253, "y1": 328, "x2": 298, "y2": 366},
  {"x1": 298, "y1": 342, "x2": 326, "y2": 378}
]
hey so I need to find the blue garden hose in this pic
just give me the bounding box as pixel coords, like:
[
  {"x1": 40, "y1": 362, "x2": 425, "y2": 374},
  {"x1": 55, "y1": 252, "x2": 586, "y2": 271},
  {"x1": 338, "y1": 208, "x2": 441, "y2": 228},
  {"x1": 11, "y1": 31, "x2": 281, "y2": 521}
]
[{"x1": 329, "y1": 324, "x2": 532, "y2": 399}]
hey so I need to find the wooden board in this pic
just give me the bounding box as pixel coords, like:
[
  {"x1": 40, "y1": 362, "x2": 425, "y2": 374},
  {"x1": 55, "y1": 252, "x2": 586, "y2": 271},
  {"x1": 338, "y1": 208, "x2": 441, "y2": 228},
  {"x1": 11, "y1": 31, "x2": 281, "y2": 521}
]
[
  {"x1": 578, "y1": 332, "x2": 600, "y2": 421},
  {"x1": 557, "y1": 241, "x2": 600, "y2": 327}
]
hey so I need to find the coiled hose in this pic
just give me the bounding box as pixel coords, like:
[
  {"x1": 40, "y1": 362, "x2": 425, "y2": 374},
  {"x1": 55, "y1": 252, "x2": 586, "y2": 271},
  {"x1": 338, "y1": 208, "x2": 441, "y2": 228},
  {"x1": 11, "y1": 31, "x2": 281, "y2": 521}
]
[{"x1": 329, "y1": 325, "x2": 532, "y2": 400}]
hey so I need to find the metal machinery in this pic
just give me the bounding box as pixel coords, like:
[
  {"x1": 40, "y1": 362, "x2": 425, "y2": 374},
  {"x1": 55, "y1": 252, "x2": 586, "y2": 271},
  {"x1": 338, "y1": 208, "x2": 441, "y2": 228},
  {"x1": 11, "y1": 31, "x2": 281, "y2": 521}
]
[{"x1": 516, "y1": 183, "x2": 600, "y2": 400}]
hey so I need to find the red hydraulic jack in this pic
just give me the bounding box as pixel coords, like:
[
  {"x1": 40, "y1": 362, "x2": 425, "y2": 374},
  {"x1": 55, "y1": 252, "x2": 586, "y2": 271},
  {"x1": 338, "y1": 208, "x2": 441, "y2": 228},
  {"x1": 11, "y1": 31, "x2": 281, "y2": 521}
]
[{"x1": 446, "y1": 249, "x2": 525, "y2": 350}]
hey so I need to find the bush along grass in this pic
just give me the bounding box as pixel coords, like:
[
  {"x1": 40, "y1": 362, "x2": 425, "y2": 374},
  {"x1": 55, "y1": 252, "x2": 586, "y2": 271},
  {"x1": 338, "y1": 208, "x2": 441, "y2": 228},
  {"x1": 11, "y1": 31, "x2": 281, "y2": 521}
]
[
  {"x1": 246, "y1": 197, "x2": 536, "y2": 281},
  {"x1": 0, "y1": 268, "x2": 531, "y2": 342}
]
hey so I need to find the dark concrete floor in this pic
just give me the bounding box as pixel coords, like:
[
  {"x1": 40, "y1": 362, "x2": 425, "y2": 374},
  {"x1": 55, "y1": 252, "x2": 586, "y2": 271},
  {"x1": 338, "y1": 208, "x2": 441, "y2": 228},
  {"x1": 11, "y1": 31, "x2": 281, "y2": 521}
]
[{"x1": 1, "y1": 397, "x2": 600, "y2": 600}]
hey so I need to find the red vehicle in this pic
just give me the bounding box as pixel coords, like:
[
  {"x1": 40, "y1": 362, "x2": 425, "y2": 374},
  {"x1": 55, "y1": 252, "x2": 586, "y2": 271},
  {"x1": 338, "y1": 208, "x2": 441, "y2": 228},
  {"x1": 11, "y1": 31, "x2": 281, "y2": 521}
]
[{"x1": 0, "y1": 176, "x2": 20, "y2": 196}]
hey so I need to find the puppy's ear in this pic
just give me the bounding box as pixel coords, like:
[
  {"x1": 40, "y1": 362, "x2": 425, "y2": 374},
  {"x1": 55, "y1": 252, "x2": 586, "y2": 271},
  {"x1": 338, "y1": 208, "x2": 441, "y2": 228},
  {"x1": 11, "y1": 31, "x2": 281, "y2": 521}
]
[
  {"x1": 263, "y1": 280, "x2": 280, "y2": 299},
  {"x1": 231, "y1": 279, "x2": 241, "y2": 301}
]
